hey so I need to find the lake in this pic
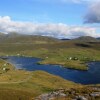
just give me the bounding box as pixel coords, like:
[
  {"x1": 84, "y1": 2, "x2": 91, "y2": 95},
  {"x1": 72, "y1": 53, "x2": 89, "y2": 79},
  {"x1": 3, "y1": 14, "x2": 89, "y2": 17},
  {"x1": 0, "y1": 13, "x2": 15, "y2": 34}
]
[{"x1": 3, "y1": 56, "x2": 100, "y2": 84}]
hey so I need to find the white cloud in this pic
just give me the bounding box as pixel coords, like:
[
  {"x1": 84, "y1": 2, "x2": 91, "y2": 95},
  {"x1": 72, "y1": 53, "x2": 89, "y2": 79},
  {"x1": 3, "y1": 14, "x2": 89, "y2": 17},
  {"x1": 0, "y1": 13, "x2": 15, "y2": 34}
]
[
  {"x1": 30, "y1": 0, "x2": 100, "y2": 4},
  {"x1": 0, "y1": 16, "x2": 100, "y2": 39},
  {"x1": 84, "y1": 1, "x2": 100, "y2": 23},
  {"x1": 61, "y1": 0, "x2": 100, "y2": 4}
]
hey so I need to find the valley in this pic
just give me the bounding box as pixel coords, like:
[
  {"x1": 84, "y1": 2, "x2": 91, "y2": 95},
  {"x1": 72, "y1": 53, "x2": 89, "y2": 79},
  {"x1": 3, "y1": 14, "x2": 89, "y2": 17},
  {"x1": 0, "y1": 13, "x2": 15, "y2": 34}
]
[{"x1": 0, "y1": 34, "x2": 100, "y2": 100}]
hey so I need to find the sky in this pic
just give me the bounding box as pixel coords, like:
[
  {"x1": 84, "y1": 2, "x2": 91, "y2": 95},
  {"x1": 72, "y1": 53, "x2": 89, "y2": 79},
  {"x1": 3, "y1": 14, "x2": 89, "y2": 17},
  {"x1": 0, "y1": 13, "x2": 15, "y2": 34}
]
[{"x1": 0, "y1": 0, "x2": 100, "y2": 38}]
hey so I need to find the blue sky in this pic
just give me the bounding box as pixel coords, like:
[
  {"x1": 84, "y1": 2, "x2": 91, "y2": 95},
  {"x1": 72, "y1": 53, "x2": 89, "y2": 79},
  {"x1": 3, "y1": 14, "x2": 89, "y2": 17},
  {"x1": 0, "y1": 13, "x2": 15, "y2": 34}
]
[
  {"x1": 0, "y1": 0, "x2": 100, "y2": 38},
  {"x1": 0, "y1": 0, "x2": 87, "y2": 24}
]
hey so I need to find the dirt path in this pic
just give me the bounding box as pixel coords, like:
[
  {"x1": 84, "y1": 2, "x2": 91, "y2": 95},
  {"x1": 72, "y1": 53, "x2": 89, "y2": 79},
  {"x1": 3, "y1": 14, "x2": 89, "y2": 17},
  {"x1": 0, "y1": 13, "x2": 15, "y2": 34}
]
[{"x1": 0, "y1": 73, "x2": 33, "y2": 84}]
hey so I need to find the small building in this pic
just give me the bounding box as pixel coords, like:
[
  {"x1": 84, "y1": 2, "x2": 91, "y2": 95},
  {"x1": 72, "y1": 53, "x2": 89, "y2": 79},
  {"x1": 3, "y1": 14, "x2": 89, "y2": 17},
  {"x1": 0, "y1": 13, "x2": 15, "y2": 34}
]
[
  {"x1": 68, "y1": 57, "x2": 78, "y2": 60},
  {"x1": 17, "y1": 54, "x2": 20, "y2": 56},
  {"x1": 3, "y1": 63, "x2": 7, "y2": 67},
  {"x1": 69, "y1": 57, "x2": 72, "y2": 60},
  {"x1": 2, "y1": 68, "x2": 10, "y2": 72},
  {"x1": 73, "y1": 57, "x2": 78, "y2": 60},
  {"x1": 46, "y1": 57, "x2": 48, "y2": 58},
  {"x1": 3, "y1": 68, "x2": 6, "y2": 71}
]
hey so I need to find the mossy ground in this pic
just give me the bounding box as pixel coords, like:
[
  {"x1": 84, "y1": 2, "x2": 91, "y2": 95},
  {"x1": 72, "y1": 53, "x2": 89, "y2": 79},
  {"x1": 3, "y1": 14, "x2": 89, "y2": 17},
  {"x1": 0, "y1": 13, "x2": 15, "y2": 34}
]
[
  {"x1": 0, "y1": 40, "x2": 100, "y2": 99},
  {"x1": 0, "y1": 59, "x2": 80, "y2": 100},
  {"x1": 0, "y1": 41, "x2": 100, "y2": 70}
]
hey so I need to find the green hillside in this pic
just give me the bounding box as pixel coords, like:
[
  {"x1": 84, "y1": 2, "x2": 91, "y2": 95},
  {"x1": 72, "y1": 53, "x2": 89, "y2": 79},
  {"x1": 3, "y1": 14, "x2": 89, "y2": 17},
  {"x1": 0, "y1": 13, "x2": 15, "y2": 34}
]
[
  {"x1": 0, "y1": 59, "x2": 78, "y2": 100},
  {"x1": 72, "y1": 36, "x2": 99, "y2": 42},
  {"x1": 0, "y1": 34, "x2": 100, "y2": 70},
  {"x1": 0, "y1": 33, "x2": 60, "y2": 44},
  {"x1": 0, "y1": 34, "x2": 100, "y2": 99}
]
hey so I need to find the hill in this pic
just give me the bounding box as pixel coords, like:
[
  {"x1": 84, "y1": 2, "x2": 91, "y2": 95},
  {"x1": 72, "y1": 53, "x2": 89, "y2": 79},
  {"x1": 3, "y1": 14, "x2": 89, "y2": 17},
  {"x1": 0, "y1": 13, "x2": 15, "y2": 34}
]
[
  {"x1": 0, "y1": 33, "x2": 99, "y2": 43},
  {"x1": 0, "y1": 34, "x2": 100, "y2": 99},
  {"x1": 97, "y1": 37, "x2": 100, "y2": 40},
  {"x1": 0, "y1": 33, "x2": 60, "y2": 44},
  {"x1": 72, "y1": 36, "x2": 99, "y2": 42},
  {"x1": 0, "y1": 34, "x2": 100, "y2": 70}
]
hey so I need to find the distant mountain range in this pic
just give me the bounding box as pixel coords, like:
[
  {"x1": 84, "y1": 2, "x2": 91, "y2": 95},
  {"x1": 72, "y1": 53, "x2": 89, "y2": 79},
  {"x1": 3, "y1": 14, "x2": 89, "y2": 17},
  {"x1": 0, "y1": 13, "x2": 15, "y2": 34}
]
[
  {"x1": 0, "y1": 32, "x2": 60, "y2": 43},
  {"x1": 61, "y1": 38, "x2": 70, "y2": 41},
  {"x1": 97, "y1": 37, "x2": 100, "y2": 40},
  {"x1": 72, "y1": 36, "x2": 100, "y2": 42},
  {"x1": 61, "y1": 36, "x2": 100, "y2": 42},
  {"x1": 0, "y1": 32, "x2": 100, "y2": 43}
]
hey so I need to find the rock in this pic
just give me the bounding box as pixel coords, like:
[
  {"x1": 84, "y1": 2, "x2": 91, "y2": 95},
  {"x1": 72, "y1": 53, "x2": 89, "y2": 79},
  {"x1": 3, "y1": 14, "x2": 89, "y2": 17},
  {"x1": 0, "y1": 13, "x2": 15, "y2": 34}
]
[
  {"x1": 92, "y1": 87, "x2": 100, "y2": 91},
  {"x1": 59, "y1": 93, "x2": 66, "y2": 97},
  {"x1": 90, "y1": 92, "x2": 100, "y2": 97},
  {"x1": 75, "y1": 96, "x2": 88, "y2": 100}
]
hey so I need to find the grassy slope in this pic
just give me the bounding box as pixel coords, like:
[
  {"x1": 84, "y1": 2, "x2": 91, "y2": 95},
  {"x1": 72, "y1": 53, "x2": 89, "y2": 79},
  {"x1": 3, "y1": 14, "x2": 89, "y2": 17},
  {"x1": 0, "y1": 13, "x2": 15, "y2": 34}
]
[
  {"x1": 0, "y1": 35, "x2": 100, "y2": 99},
  {"x1": 0, "y1": 34, "x2": 60, "y2": 44},
  {"x1": 0, "y1": 39, "x2": 100, "y2": 70},
  {"x1": 0, "y1": 59, "x2": 78, "y2": 100}
]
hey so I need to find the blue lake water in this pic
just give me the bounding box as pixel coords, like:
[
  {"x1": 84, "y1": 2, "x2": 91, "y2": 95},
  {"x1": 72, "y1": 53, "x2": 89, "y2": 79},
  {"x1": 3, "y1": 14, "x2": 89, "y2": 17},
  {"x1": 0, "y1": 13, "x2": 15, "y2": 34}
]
[{"x1": 4, "y1": 56, "x2": 100, "y2": 84}]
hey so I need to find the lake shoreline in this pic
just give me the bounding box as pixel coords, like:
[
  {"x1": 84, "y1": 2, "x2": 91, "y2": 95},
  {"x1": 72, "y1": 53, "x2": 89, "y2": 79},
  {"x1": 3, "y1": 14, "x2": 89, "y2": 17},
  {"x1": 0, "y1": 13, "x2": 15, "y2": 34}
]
[
  {"x1": 1, "y1": 56, "x2": 100, "y2": 84},
  {"x1": 1, "y1": 55, "x2": 100, "y2": 71}
]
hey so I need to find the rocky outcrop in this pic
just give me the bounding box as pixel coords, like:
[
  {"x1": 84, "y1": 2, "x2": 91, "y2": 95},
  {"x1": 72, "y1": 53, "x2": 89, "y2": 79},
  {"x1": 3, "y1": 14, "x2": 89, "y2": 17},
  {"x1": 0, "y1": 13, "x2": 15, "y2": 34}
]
[{"x1": 35, "y1": 86, "x2": 100, "y2": 100}]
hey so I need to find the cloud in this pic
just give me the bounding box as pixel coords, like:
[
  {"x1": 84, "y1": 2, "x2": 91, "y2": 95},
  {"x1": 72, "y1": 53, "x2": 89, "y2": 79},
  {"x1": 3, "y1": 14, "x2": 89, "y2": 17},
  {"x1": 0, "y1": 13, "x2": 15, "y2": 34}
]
[
  {"x1": 61, "y1": 0, "x2": 100, "y2": 4},
  {"x1": 84, "y1": 1, "x2": 100, "y2": 23},
  {"x1": 0, "y1": 16, "x2": 100, "y2": 39},
  {"x1": 30, "y1": 0, "x2": 100, "y2": 4},
  {"x1": 62, "y1": 0, "x2": 83, "y2": 3}
]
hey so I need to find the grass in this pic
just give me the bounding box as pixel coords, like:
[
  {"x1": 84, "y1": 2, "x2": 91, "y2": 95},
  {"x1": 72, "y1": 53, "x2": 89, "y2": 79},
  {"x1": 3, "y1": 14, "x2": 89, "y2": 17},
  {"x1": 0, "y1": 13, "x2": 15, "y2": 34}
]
[
  {"x1": 37, "y1": 47, "x2": 100, "y2": 70},
  {"x1": 0, "y1": 36, "x2": 100, "y2": 99},
  {"x1": 0, "y1": 52, "x2": 99, "y2": 99},
  {"x1": 0, "y1": 59, "x2": 80, "y2": 99},
  {"x1": 0, "y1": 41, "x2": 100, "y2": 70},
  {"x1": 0, "y1": 70, "x2": 79, "y2": 99},
  {"x1": 0, "y1": 88, "x2": 35, "y2": 100},
  {"x1": 0, "y1": 59, "x2": 14, "y2": 74}
]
